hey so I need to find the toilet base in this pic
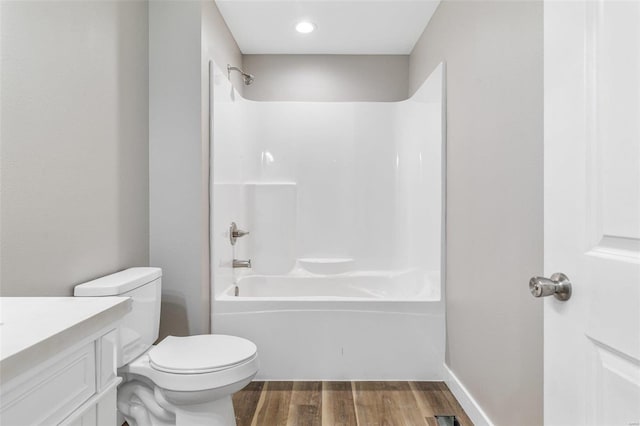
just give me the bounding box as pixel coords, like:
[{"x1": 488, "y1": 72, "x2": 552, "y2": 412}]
[
  {"x1": 174, "y1": 396, "x2": 236, "y2": 426},
  {"x1": 118, "y1": 380, "x2": 238, "y2": 426}
]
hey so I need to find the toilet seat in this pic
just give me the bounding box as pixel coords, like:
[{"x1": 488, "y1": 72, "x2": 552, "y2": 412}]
[
  {"x1": 120, "y1": 335, "x2": 259, "y2": 393},
  {"x1": 149, "y1": 335, "x2": 257, "y2": 374}
]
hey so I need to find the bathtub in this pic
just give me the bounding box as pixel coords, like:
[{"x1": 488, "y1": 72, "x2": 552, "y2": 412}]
[{"x1": 212, "y1": 269, "x2": 445, "y2": 380}]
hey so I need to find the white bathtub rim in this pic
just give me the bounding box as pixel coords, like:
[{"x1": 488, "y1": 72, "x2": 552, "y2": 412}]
[
  {"x1": 236, "y1": 267, "x2": 434, "y2": 279},
  {"x1": 216, "y1": 292, "x2": 440, "y2": 303},
  {"x1": 221, "y1": 268, "x2": 440, "y2": 301},
  {"x1": 213, "y1": 299, "x2": 444, "y2": 315}
]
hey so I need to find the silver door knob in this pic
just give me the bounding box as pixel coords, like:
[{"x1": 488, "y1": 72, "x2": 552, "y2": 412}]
[{"x1": 529, "y1": 273, "x2": 572, "y2": 301}]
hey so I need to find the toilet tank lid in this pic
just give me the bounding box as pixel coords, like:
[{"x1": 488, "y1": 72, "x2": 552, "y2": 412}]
[{"x1": 74, "y1": 267, "x2": 162, "y2": 296}]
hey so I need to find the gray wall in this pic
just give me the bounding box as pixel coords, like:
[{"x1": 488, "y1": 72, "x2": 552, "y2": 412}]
[
  {"x1": 409, "y1": 1, "x2": 543, "y2": 425},
  {"x1": 243, "y1": 55, "x2": 409, "y2": 101},
  {"x1": 149, "y1": 0, "x2": 243, "y2": 338},
  {"x1": 0, "y1": 1, "x2": 149, "y2": 296}
]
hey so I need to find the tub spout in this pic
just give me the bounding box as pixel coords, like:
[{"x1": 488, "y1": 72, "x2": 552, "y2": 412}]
[{"x1": 233, "y1": 259, "x2": 252, "y2": 268}]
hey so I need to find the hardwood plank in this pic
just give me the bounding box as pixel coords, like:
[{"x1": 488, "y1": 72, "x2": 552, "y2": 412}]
[
  {"x1": 411, "y1": 381, "x2": 455, "y2": 414},
  {"x1": 425, "y1": 417, "x2": 439, "y2": 426},
  {"x1": 353, "y1": 381, "x2": 428, "y2": 426},
  {"x1": 234, "y1": 381, "x2": 265, "y2": 426},
  {"x1": 410, "y1": 382, "x2": 449, "y2": 418},
  {"x1": 321, "y1": 382, "x2": 357, "y2": 426},
  {"x1": 411, "y1": 382, "x2": 474, "y2": 426},
  {"x1": 251, "y1": 381, "x2": 294, "y2": 426},
  {"x1": 233, "y1": 381, "x2": 472, "y2": 426},
  {"x1": 286, "y1": 381, "x2": 322, "y2": 426}
]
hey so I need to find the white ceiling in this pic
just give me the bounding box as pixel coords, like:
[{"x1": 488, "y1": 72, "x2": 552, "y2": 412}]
[{"x1": 215, "y1": 1, "x2": 441, "y2": 55}]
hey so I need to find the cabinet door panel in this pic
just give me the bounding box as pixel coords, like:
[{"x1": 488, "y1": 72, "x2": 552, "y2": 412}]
[{"x1": 0, "y1": 343, "x2": 96, "y2": 425}]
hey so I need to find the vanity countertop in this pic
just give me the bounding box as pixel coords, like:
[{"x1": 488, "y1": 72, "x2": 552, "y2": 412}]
[{"x1": 0, "y1": 297, "x2": 131, "y2": 382}]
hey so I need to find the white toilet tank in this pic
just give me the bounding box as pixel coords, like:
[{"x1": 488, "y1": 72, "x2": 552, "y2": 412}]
[{"x1": 74, "y1": 267, "x2": 162, "y2": 367}]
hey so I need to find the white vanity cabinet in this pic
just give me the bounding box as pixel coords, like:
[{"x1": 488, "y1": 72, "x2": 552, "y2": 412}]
[{"x1": 0, "y1": 297, "x2": 131, "y2": 425}]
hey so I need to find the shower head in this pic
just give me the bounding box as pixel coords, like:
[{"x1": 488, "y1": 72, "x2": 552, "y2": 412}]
[
  {"x1": 243, "y1": 73, "x2": 255, "y2": 85},
  {"x1": 227, "y1": 64, "x2": 255, "y2": 86}
]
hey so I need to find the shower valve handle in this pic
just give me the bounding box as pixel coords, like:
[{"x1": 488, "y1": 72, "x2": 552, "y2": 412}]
[
  {"x1": 233, "y1": 229, "x2": 249, "y2": 238},
  {"x1": 229, "y1": 222, "x2": 249, "y2": 245}
]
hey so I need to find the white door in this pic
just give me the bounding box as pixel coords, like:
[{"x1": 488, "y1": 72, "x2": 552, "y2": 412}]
[{"x1": 543, "y1": 1, "x2": 640, "y2": 425}]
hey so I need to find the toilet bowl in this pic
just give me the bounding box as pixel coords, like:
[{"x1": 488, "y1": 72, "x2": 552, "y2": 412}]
[
  {"x1": 74, "y1": 268, "x2": 259, "y2": 426},
  {"x1": 119, "y1": 335, "x2": 258, "y2": 426}
]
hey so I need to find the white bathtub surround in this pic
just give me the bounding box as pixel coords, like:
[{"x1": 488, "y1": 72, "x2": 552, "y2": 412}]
[
  {"x1": 0, "y1": 297, "x2": 131, "y2": 425},
  {"x1": 244, "y1": 182, "x2": 297, "y2": 275},
  {"x1": 211, "y1": 62, "x2": 445, "y2": 380},
  {"x1": 212, "y1": 62, "x2": 444, "y2": 286}
]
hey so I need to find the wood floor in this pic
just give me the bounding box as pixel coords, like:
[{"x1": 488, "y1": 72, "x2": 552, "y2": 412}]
[{"x1": 233, "y1": 381, "x2": 473, "y2": 426}]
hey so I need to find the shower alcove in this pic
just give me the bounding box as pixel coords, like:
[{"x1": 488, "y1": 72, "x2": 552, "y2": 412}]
[{"x1": 210, "y1": 61, "x2": 446, "y2": 380}]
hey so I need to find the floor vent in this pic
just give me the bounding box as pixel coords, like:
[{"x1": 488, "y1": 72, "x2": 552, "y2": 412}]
[{"x1": 435, "y1": 415, "x2": 460, "y2": 426}]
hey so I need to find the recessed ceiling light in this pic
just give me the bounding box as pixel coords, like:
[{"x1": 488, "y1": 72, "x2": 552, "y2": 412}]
[{"x1": 295, "y1": 21, "x2": 316, "y2": 34}]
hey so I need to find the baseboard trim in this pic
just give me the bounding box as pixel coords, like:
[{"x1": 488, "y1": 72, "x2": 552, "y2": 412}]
[{"x1": 443, "y1": 364, "x2": 494, "y2": 426}]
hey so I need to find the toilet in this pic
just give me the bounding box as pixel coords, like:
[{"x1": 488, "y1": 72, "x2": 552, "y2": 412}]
[{"x1": 74, "y1": 267, "x2": 258, "y2": 426}]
